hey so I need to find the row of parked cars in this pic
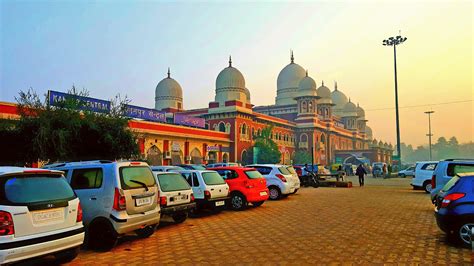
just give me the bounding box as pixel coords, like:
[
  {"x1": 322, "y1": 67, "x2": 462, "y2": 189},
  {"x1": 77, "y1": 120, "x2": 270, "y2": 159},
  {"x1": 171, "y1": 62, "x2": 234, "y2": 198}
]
[
  {"x1": 0, "y1": 161, "x2": 301, "y2": 264},
  {"x1": 405, "y1": 159, "x2": 474, "y2": 246}
]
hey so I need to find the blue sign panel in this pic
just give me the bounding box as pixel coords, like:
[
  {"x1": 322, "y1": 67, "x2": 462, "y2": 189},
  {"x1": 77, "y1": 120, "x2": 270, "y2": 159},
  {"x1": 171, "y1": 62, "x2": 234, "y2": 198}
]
[
  {"x1": 174, "y1": 113, "x2": 206, "y2": 128},
  {"x1": 125, "y1": 104, "x2": 166, "y2": 123},
  {"x1": 48, "y1": 90, "x2": 111, "y2": 113}
]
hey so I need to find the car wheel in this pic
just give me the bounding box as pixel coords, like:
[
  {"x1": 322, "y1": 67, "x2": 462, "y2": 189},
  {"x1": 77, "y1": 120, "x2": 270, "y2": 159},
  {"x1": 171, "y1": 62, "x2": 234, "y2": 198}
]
[
  {"x1": 172, "y1": 212, "x2": 188, "y2": 223},
  {"x1": 88, "y1": 220, "x2": 118, "y2": 251},
  {"x1": 269, "y1": 186, "x2": 281, "y2": 200},
  {"x1": 135, "y1": 225, "x2": 156, "y2": 238},
  {"x1": 252, "y1": 201, "x2": 264, "y2": 207},
  {"x1": 399, "y1": 173, "x2": 406, "y2": 178},
  {"x1": 423, "y1": 181, "x2": 432, "y2": 193},
  {"x1": 55, "y1": 246, "x2": 80, "y2": 263},
  {"x1": 456, "y1": 222, "x2": 474, "y2": 246},
  {"x1": 292, "y1": 189, "x2": 299, "y2": 194},
  {"x1": 230, "y1": 194, "x2": 247, "y2": 211}
]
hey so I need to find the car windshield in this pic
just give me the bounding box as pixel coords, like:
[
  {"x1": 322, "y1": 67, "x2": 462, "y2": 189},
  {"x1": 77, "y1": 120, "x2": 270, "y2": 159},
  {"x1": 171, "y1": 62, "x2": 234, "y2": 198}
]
[
  {"x1": 245, "y1": 170, "x2": 263, "y2": 179},
  {"x1": 441, "y1": 176, "x2": 460, "y2": 192},
  {"x1": 119, "y1": 166, "x2": 156, "y2": 190},
  {"x1": 157, "y1": 173, "x2": 191, "y2": 192},
  {"x1": 278, "y1": 167, "x2": 291, "y2": 175},
  {"x1": 286, "y1": 166, "x2": 296, "y2": 174},
  {"x1": 202, "y1": 172, "x2": 226, "y2": 185},
  {"x1": 2, "y1": 175, "x2": 75, "y2": 204}
]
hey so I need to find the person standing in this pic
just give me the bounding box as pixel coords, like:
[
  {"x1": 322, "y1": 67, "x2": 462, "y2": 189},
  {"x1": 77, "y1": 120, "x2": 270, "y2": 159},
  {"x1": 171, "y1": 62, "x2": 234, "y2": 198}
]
[{"x1": 356, "y1": 164, "x2": 367, "y2": 187}]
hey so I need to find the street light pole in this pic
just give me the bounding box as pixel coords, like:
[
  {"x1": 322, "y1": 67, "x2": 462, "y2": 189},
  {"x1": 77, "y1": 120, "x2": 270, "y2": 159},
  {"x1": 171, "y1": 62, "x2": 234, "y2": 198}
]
[
  {"x1": 383, "y1": 34, "x2": 407, "y2": 168},
  {"x1": 424, "y1": 111, "x2": 434, "y2": 160}
]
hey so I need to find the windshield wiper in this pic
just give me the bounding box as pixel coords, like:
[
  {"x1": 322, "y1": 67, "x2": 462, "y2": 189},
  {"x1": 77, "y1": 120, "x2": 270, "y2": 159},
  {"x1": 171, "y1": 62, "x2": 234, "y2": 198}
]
[{"x1": 130, "y1": 179, "x2": 149, "y2": 191}]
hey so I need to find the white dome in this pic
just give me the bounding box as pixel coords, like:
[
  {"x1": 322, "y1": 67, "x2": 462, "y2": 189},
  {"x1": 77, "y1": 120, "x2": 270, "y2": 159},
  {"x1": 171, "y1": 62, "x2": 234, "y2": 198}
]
[
  {"x1": 244, "y1": 88, "x2": 251, "y2": 103},
  {"x1": 276, "y1": 52, "x2": 306, "y2": 105},
  {"x1": 214, "y1": 57, "x2": 247, "y2": 105},
  {"x1": 316, "y1": 81, "x2": 333, "y2": 105},
  {"x1": 297, "y1": 74, "x2": 317, "y2": 97},
  {"x1": 343, "y1": 100, "x2": 358, "y2": 117},
  {"x1": 155, "y1": 69, "x2": 183, "y2": 110}
]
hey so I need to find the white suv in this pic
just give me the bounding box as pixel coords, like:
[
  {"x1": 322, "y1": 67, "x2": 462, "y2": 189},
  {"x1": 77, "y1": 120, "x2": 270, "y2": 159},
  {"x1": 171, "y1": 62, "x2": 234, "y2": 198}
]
[
  {"x1": 0, "y1": 167, "x2": 84, "y2": 264},
  {"x1": 247, "y1": 164, "x2": 300, "y2": 200},
  {"x1": 176, "y1": 170, "x2": 229, "y2": 211},
  {"x1": 44, "y1": 160, "x2": 160, "y2": 250},
  {"x1": 411, "y1": 161, "x2": 438, "y2": 193}
]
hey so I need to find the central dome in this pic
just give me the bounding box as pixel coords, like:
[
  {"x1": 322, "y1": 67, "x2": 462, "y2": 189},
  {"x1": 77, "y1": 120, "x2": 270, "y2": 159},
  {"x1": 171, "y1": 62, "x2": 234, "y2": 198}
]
[
  {"x1": 275, "y1": 51, "x2": 306, "y2": 105},
  {"x1": 155, "y1": 68, "x2": 183, "y2": 111},
  {"x1": 214, "y1": 56, "x2": 247, "y2": 105}
]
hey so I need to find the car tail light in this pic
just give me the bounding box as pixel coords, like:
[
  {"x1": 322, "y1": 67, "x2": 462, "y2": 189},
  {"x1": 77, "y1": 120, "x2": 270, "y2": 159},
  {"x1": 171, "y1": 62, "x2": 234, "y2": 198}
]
[
  {"x1": 0, "y1": 211, "x2": 14, "y2": 236},
  {"x1": 440, "y1": 193, "x2": 465, "y2": 208},
  {"x1": 130, "y1": 162, "x2": 141, "y2": 165},
  {"x1": 190, "y1": 193, "x2": 195, "y2": 202},
  {"x1": 244, "y1": 180, "x2": 254, "y2": 189},
  {"x1": 204, "y1": 190, "x2": 211, "y2": 200},
  {"x1": 113, "y1": 188, "x2": 126, "y2": 211},
  {"x1": 160, "y1": 196, "x2": 167, "y2": 206},
  {"x1": 431, "y1": 174, "x2": 436, "y2": 190},
  {"x1": 276, "y1": 174, "x2": 287, "y2": 182},
  {"x1": 76, "y1": 203, "x2": 83, "y2": 223}
]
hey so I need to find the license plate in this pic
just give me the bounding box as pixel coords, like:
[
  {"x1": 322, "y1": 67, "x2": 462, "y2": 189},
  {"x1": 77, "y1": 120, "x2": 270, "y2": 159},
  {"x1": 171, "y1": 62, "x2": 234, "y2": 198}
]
[
  {"x1": 32, "y1": 208, "x2": 64, "y2": 224},
  {"x1": 174, "y1": 195, "x2": 187, "y2": 201},
  {"x1": 260, "y1": 191, "x2": 267, "y2": 196},
  {"x1": 136, "y1": 196, "x2": 152, "y2": 206},
  {"x1": 215, "y1": 201, "x2": 225, "y2": 207}
]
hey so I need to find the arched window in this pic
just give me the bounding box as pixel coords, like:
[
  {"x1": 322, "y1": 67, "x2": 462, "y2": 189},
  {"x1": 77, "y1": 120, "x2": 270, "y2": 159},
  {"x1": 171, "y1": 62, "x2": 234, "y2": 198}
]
[
  {"x1": 257, "y1": 128, "x2": 261, "y2": 136},
  {"x1": 308, "y1": 101, "x2": 313, "y2": 112},
  {"x1": 300, "y1": 133, "x2": 308, "y2": 143},
  {"x1": 225, "y1": 123, "x2": 231, "y2": 133},
  {"x1": 241, "y1": 123, "x2": 247, "y2": 135},
  {"x1": 325, "y1": 108, "x2": 329, "y2": 116},
  {"x1": 218, "y1": 122, "x2": 226, "y2": 132},
  {"x1": 302, "y1": 101, "x2": 307, "y2": 113}
]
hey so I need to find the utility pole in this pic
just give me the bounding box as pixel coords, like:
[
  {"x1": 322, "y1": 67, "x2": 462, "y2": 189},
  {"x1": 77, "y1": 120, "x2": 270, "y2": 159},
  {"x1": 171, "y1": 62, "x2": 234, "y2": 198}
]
[
  {"x1": 383, "y1": 34, "x2": 407, "y2": 169},
  {"x1": 424, "y1": 110, "x2": 435, "y2": 160}
]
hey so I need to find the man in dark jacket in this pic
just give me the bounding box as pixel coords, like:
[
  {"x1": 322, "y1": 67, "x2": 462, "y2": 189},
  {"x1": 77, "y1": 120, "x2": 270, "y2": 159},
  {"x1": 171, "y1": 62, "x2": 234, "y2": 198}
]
[{"x1": 355, "y1": 164, "x2": 367, "y2": 186}]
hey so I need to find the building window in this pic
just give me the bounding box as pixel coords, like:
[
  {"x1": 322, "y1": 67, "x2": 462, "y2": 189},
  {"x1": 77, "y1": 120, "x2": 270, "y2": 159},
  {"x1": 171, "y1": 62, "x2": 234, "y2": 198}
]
[{"x1": 218, "y1": 122, "x2": 226, "y2": 132}]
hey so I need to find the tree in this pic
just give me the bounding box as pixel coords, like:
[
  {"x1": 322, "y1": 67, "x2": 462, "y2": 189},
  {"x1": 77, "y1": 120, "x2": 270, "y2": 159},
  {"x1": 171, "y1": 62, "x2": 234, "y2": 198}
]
[
  {"x1": 293, "y1": 150, "x2": 312, "y2": 164},
  {"x1": 2, "y1": 87, "x2": 139, "y2": 165},
  {"x1": 252, "y1": 126, "x2": 281, "y2": 164}
]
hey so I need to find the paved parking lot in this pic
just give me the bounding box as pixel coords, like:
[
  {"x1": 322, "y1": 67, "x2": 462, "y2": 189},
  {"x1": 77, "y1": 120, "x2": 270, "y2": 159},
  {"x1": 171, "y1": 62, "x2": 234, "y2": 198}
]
[{"x1": 65, "y1": 177, "x2": 472, "y2": 265}]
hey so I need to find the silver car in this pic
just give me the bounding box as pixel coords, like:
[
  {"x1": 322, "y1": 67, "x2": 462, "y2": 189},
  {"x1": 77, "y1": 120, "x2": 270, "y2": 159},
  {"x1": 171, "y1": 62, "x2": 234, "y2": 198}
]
[{"x1": 44, "y1": 160, "x2": 160, "y2": 250}]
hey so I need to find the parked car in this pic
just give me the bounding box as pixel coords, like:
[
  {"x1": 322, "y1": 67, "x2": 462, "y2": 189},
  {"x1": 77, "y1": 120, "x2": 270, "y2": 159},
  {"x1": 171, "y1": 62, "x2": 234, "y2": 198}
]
[
  {"x1": 176, "y1": 164, "x2": 206, "y2": 170},
  {"x1": 434, "y1": 172, "x2": 474, "y2": 246},
  {"x1": 43, "y1": 160, "x2": 160, "y2": 250},
  {"x1": 247, "y1": 164, "x2": 300, "y2": 200},
  {"x1": 410, "y1": 161, "x2": 438, "y2": 193},
  {"x1": 0, "y1": 167, "x2": 84, "y2": 264},
  {"x1": 152, "y1": 171, "x2": 196, "y2": 223},
  {"x1": 372, "y1": 162, "x2": 386, "y2": 177},
  {"x1": 208, "y1": 166, "x2": 269, "y2": 210},
  {"x1": 206, "y1": 162, "x2": 240, "y2": 168},
  {"x1": 286, "y1": 165, "x2": 302, "y2": 193},
  {"x1": 430, "y1": 159, "x2": 474, "y2": 201},
  {"x1": 293, "y1": 165, "x2": 304, "y2": 178},
  {"x1": 175, "y1": 170, "x2": 229, "y2": 211},
  {"x1": 150, "y1": 165, "x2": 184, "y2": 172},
  {"x1": 398, "y1": 165, "x2": 415, "y2": 177}
]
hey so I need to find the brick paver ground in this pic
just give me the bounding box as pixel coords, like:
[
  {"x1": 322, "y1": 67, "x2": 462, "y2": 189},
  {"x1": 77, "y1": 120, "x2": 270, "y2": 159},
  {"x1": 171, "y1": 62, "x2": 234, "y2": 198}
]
[{"x1": 63, "y1": 176, "x2": 472, "y2": 265}]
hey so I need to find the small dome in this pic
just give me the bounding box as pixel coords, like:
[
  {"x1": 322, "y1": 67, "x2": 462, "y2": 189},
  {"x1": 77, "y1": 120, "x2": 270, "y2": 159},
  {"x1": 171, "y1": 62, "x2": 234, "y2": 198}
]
[
  {"x1": 356, "y1": 104, "x2": 365, "y2": 118},
  {"x1": 365, "y1": 126, "x2": 373, "y2": 139},
  {"x1": 297, "y1": 73, "x2": 317, "y2": 97},
  {"x1": 244, "y1": 87, "x2": 251, "y2": 102},
  {"x1": 155, "y1": 68, "x2": 183, "y2": 110},
  {"x1": 342, "y1": 99, "x2": 357, "y2": 117},
  {"x1": 331, "y1": 82, "x2": 348, "y2": 109},
  {"x1": 317, "y1": 82, "x2": 331, "y2": 99},
  {"x1": 378, "y1": 140, "x2": 384, "y2": 146}
]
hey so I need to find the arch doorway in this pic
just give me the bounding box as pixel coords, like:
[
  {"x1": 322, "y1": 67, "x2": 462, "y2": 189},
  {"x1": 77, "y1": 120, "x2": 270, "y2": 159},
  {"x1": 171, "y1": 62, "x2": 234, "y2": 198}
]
[
  {"x1": 190, "y1": 148, "x2": 202, "y2": 164},
  {"x1": 208, "y1": 152, "x2": 217, "y2": 164},
  {"x1": 171, "y1": 150, "x2": 183, "y2": 165},
  {"x1": 147, "y1": 145, "x2": 162, "y2": 166},
  {"x1": 222, "y1": 153, "x2": 229, "y2": 163}
]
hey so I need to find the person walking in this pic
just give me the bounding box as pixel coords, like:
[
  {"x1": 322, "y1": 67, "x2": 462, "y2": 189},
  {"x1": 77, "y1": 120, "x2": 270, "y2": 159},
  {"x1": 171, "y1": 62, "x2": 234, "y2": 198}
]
[{"x1": 356, "y1": 164, "x2": 367, "y2": 187}]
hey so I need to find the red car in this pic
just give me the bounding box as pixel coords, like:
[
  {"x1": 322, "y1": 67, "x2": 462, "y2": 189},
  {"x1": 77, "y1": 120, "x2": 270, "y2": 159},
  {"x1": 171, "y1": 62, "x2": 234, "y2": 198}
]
[{"x1": 208, "y1": 167, "x2": 269, "y2": 210}]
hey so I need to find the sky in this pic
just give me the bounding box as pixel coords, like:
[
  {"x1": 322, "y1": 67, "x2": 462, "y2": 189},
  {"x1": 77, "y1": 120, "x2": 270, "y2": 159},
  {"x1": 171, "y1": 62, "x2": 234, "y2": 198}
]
[{"x1": 1, "y1": 0, "x2": 472, "y2": 147}]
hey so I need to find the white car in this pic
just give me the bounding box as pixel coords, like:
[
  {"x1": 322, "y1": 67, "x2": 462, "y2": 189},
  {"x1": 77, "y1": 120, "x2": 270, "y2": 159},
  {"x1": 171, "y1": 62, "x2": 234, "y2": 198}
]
[
  {"x1": 247, "y1": 164, "x2": 300, "y2": 200},
  {"x1": 0, "y1": 167, "x2": 84, "y2": 264},
  {"x1": 153, "y1": 172, "x2": 196, "y2": 223},
  {"x1": 398, "y1": 166, "x2": 415, "y2": 177},
  {"x1": 206, "y1": 162, "x2": 240, "y2": 168},
  {"x1": 411, "y1": 161, "x2": 438, "y2": 193},
  {"x1": 150, "y1": 165, "x2": 184, "y2": 172},
  {"x1": 175, "y1": 170, "x2": 229, "y2": 211}
]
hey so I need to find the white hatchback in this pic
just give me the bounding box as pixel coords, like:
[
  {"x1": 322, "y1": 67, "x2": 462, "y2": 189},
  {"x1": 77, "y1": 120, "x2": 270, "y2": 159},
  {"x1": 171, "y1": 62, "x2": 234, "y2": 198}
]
[
  {"x1": 411, "y1": 161, "x2": 438, "y2": 193},
  {"x1": 175, "y1": 170, "x2": 229, "y2": 211},
  {"x1": 0, "y1": 167, "x2": 84, "y2": 264},
  {"x1": 247, "y1": 164, "x2": 300, "y2": 200}
]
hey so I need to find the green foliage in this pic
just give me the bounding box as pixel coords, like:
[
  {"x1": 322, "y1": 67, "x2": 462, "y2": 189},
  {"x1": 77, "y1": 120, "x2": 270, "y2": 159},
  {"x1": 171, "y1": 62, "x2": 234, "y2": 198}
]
[
  {"x1": 293, "y1": 150, "x2": 312, "y2": 164},
  {"x1": 399, "y1": 136, "x2": 473, "y2": 163},
  {"x1": 0, "y1": 87, "x2": 139, "y2": 165},
  {"x1": 252, "y1": 126, "x2": 281, "y2": 164}
]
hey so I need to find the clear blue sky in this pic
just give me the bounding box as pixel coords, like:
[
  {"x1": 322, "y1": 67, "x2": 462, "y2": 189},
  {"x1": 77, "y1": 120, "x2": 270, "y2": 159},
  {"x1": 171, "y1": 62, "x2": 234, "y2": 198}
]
[{"x1": 1, "y1": 1, "x2": 472, "y2": 146}]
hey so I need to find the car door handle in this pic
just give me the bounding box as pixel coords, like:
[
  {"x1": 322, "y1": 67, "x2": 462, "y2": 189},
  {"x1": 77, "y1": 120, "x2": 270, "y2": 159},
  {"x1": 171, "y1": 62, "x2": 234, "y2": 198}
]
[{"x1": 90, "y1": 197, "x2": 97, "y2": 200}]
